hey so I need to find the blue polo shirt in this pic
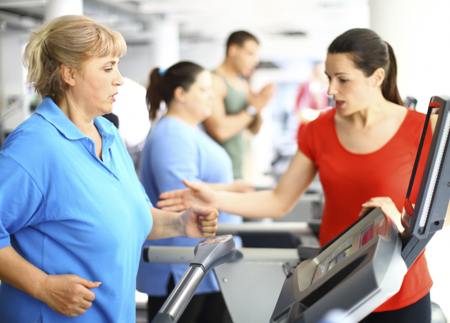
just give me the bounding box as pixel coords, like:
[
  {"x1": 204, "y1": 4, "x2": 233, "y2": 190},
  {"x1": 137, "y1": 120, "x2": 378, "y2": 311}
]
[{"x1": 0, "y1": 97, "x2": 152, "y2": 323}]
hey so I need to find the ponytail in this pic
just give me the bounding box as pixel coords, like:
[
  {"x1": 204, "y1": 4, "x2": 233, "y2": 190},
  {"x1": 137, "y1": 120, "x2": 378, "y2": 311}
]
[
  {"x1": 146, "y1": 67, "x2": 165, "y2": 121},
  {"x1": 145, "y1": 61, "x2": 205, "y2": 121},
  {"x1": 24, "y1": 28, "x2": 63, "y2": 101},
  {"x1": 382, "y1": 42, "x2": 403, "y2": 105}
]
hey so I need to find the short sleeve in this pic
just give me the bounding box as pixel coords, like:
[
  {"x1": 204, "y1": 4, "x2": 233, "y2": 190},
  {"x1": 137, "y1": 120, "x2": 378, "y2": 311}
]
[
  {"x1": 0, "y1": 154, "x2": 44, "y2": 249},
  {"x1": 149, "y1": 131, "x2": 200, "y2": 194},
  {"x1": 297, "y1": 122, "x2": 317, "y2": 162}
]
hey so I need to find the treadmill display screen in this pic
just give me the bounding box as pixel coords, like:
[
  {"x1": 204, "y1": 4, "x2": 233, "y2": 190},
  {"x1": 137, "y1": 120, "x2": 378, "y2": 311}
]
[
  {"x1": 312, "y1": 239, "x2": 353, "y2": 282},
  {"x1": 311, "y1": 223, "x2": 378, "y2": 283},
  {"x1": 327, "y1": 245, "x2": 352, "y2": 271}
]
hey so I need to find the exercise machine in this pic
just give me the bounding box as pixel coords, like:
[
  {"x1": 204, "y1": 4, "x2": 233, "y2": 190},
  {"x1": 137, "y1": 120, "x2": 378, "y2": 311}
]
[{"x1": 145, "y1": 96, "x2": 450, "y2": 323}]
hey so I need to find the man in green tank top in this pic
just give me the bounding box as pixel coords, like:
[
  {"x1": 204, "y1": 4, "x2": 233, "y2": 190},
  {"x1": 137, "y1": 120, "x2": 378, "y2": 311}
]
[{"x1": 204, "y1": 31, "x2": 275, "y2": 179}]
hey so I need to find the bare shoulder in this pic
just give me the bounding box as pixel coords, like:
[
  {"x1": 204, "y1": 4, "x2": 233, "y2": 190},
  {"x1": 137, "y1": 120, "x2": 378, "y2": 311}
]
[
  {"x1": 391, "y1": 102, "x2": 408, "y2": 117},
  {"x1": 211, "y1": 73, "x2": 227, "y2": 97},
  {"x1": 385, "y1": 102, "x2": 408, "y2": 126}
]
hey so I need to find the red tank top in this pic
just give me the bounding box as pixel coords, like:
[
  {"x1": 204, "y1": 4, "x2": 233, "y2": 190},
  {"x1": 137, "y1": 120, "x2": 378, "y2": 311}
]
[{"x1": 297, "y1": 108, "x2": 433, "y2": 311}]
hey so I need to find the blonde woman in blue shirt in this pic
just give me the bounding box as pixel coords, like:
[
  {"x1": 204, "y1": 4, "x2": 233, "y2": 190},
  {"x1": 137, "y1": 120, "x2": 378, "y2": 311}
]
[{"x1": 0, "y1": 16, "x2": 218, "y2": 323}]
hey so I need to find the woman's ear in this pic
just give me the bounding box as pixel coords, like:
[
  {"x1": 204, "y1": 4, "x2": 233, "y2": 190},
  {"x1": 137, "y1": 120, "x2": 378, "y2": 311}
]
[
  {"x1": 173, "y1": 86, "x2": 186, "y2": 103},
  {"x1": 371, "y1": 67, "x2": 385, "y2": 88},
  {"x1": 60, "y1": 64, "x2": 77, "y2": 86}
]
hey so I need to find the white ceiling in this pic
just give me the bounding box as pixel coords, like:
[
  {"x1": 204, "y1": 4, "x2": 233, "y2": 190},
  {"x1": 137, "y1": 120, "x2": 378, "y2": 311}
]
[
  {"x1": 0, "y1": 0, "x2": 369, "y2": 41},
  {"x1": 0, "y1": 0, "x2": 370, "y2": 68}
]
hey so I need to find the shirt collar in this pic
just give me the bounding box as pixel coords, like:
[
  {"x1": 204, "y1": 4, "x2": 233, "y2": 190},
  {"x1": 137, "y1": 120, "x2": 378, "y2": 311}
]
[
  {"x1": 94, "y1": 117, "x2": 116, "y2": 151},
  {"x1": 36, "y1": 97, "x2": 85, "y2": 140},
  {"x1": 35, "y1": 97, "x2": 116, "y2": 147}
]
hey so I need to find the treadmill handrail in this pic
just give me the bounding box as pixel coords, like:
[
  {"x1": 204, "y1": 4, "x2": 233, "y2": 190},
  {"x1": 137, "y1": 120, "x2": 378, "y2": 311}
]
[
  {"x1": 217, "y1": 222, "x2": 313, "y2": 235},
  {"x1": 402, "y1": 96, "x2": 450, "y2": 267},
  {"x1": 144, "y1": 246, "x2": 300, "y2": 264},
  {"x1": 152, "y1": 266, "x2": 205, "y2": 323},
  {"x1": 150, "y1": 236, "x2": 237, "y2": 322}
]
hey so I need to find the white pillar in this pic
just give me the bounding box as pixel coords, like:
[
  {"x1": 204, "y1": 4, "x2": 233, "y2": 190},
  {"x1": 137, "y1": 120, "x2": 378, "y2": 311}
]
[
  {"x1": 45, "y1": 0, "x2": 83, "y2": 21},
  {"x1": 150, "y1": 15, "x2": 180, "y2": 68},
  {"x1": 369, "y1": 0, "x2": 450, "y2": 111}
]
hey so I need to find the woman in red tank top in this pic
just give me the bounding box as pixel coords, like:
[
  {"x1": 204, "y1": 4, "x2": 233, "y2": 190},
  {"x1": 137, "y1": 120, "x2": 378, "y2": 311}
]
[{"x1": 158, "y1": 28, "x2": 437, "y2": 323}]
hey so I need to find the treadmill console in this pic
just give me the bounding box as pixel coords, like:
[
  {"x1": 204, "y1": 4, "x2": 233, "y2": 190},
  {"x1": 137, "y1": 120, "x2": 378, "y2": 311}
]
[
  {"x1": 271, "y1": 209, "x2": 406, "y2": 323},
  {"x1": 311, "y1": 214, "x2": 389, "y2": 284}
]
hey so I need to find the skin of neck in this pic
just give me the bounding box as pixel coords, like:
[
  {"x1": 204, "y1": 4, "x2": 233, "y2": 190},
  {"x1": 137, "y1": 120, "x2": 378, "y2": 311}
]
[
  {"x1": 219, "y1": 59, "x2": 241, "y2": 79},
  {"x1": 165, "y1": 101, "x2": 199, "y2": 127},
  {"x1": 58, "y1": 92, "x2": 97, "y2": 134},
  {"x1": 340, "y1": 90, "x2": 394, "y2": 129}
]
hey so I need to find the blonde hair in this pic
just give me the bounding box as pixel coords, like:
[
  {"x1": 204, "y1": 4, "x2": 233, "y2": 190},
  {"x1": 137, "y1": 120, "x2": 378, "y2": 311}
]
[{"x1": 23, "y1": 15, "x2": 127, "y2": 102}]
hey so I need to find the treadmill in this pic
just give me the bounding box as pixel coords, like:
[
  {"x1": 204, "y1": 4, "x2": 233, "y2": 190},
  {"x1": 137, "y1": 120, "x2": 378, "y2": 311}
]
[
  {"x1": 145, "y1": 96, "x2": 450, "y2": 323},
  {"x1": 270, "y1": 96, "x2": 450, "y2": 322},
  {"x1": 145, "y1": 224, "x2": 309, "y2": 323}
]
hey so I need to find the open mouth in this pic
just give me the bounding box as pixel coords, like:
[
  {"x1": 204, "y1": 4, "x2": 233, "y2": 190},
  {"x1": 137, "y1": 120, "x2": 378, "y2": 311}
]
[{"x1": 335, "y1": 100, "x2": 345, "y2": 108}]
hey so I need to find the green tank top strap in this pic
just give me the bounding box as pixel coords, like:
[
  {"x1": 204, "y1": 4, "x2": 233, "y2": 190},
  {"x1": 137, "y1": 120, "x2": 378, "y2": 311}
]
[
  {"x1": 212, "y1": 71, "x2": 248, "y2": 114},
  {"x1": 211, "y1": 71, "x2": 249, "y2": 179}
]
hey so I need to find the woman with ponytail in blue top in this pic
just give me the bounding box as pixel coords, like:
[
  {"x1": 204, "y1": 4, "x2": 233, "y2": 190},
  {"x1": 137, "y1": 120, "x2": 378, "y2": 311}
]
[{"x1": 137, "y1": 61, "x2": 247, "y2": 323}]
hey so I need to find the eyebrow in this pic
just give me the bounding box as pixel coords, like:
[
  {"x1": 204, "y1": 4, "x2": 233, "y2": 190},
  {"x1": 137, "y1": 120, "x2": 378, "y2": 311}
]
[
  {"x1": 325, "y1": 71, "x2": 349, "y2": 77},
  {"x1": 104, "y1": 60, "x2": 119, "y2": 66}
]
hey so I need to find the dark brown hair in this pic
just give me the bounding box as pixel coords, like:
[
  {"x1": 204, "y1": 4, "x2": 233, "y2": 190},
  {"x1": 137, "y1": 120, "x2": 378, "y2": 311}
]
[
  {"x1": 146, "y1": 61, "x2": 204, "y2": 121},
  {"x1": 328, "y1": 28, "x2": 403, "y2": 105},
  {"x1": 225, "y1": 30, "x2": 259, "y2": 56}
]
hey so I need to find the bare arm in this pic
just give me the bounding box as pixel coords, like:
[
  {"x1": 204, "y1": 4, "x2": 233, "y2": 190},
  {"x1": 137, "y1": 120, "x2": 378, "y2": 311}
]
[
  {"x1": 246, "y1": 83, "x2": 275, "y2": 135},
  {"x1": 158, "y1": 151, "x2": 317, "y2": 217},
  {"x1": 205, "y1": 180, "x2": 254, "y2": 193},
  {"x1": 211, "y1": 151, "x2": 316, "y2": 218},
  {"x1": 247, "y1": 113, "x2": 263, "y2": 135},
  {"x1": 203, "y1": 76, "x2": 254, "y2": 143},
  {"x1": 0, "y1": 246, "x2": 48, "y2": 301},
  {"x1": 0, "y1": 246, "x2": 99, "y2": 317},
  {"x1": 147, "y1": 207, "x2": 218, "y2": 240},
  {"x1": 147, "y1": 208, "x2": 185, "y2": 239}
]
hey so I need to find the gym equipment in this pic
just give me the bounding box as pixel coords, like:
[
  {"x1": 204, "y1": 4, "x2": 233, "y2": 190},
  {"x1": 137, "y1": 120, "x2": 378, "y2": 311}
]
[
  {"x1": 145, "y1": 96, "x2": 450, "y2": 323},
  {"x1": 149, "y1": 235, "x2": 238, "y2": 323}
]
